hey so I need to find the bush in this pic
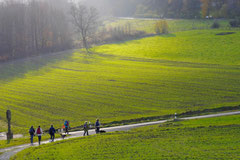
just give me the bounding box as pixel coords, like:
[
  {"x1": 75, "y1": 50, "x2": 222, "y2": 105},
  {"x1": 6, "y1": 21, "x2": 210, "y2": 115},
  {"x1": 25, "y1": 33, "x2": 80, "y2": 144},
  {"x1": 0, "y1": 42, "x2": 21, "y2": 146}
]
[
  {"x1": 155, "y1": 20, "x2": 169, "y2": 34},
  {"x1": 97, "y1": 25, "x2": 147, "y2": 43},
  {"x1": 229, "y1": 19, "x2": 240, "y2": 27},
  {"x1": 211, "y1": 21, "x2": 220, "y2": 29}
]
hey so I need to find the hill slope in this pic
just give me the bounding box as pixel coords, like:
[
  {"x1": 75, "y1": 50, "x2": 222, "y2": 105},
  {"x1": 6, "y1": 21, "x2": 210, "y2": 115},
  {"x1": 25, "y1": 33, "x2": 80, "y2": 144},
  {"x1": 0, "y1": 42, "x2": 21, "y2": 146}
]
[{"x1": 0, "y1": 30, "x2": 240, "y2": 134}]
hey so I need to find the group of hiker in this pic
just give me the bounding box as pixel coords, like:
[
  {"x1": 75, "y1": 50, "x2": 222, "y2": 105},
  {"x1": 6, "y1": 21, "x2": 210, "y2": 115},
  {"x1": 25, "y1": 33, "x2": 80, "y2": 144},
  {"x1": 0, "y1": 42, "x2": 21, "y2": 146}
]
[
  {"x1": 29, "y1": 125, "x2": 45, "y2": 145},
  {"x1": 83, "y1": 119, "x2": 101, "y2": 136},
  {"x1": 29, "y1": 125, "x2": 55, "y2": 145},
  {"x1": 29, "y1": 119, "x2": 101, "y2": 145}
]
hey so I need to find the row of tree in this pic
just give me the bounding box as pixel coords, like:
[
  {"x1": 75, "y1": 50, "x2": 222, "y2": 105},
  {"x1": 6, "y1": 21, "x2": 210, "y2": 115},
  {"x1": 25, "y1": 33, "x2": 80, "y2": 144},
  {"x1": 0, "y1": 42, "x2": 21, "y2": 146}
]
[
  {"x1": 200, "y1": 0, "x2": 240, "y2": 18},
  {"x1": 0, "y1": 0, "x2": 72, "y2": 61},
  {"x1": 1, "y1": 0, "x2": 240, "y2": 61},
  {"x1": 136, "y1": 0, "x2": 240, "y2": 18},
  {"x1": 87, "y1": 0, "x2": 240, "y2": 19}
]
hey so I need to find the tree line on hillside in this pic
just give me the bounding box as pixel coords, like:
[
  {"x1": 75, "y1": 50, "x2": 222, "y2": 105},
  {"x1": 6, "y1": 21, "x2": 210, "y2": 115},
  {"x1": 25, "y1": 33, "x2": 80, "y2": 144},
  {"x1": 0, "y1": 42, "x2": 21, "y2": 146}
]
[
  {"x1": 0, "y1": 0, "x2": 72, "y2": 61},
  {"x1": 87, "y1": 0, "x2": 240, "y2": 19},
  {"x1": 0, "y1": 0, "x2": 240, "y2": 62},
  {"x1": 0, "y1": 0, "x2": 146, "y2": 62}
]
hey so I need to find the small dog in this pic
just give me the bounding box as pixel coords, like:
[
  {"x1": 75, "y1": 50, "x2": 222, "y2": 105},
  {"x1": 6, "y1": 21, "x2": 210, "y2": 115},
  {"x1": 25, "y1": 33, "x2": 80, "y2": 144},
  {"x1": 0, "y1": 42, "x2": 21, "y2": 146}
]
[
  {"x1": 60, "y1": 133, "x2": 67, "y2": 139},
  {"x1": 99, "y1": 130, "x2": 106, "y2": 133}
]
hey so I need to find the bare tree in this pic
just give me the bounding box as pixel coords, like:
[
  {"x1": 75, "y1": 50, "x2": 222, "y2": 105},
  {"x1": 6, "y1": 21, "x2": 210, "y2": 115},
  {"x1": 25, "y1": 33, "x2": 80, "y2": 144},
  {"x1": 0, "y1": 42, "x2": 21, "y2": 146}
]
[{"x1": 70, "y1": 3, "x2": 99, "y2": 52}]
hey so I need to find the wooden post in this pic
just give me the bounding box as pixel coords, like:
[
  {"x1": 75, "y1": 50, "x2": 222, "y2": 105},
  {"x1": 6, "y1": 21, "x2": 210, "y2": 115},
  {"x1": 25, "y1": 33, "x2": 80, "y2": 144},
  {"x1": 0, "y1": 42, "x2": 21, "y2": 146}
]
[{"x1": 6, "y1": 110, "x2": 13, "y2": 140}]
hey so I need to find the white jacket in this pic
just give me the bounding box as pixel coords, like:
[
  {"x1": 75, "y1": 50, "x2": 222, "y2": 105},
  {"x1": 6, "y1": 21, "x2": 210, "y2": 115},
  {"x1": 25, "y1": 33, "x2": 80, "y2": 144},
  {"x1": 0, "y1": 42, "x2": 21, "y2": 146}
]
[{"x1": 35, "y1": 127, "x2": 43, "y2": 136}]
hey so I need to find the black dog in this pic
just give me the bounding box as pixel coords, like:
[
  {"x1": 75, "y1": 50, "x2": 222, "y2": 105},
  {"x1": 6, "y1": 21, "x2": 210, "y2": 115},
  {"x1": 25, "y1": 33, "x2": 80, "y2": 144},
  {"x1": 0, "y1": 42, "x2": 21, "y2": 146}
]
[
  {"x1": 99, "y1": 130, "x2": 106, "y2": 133},
  {"x1": 60, "y1": 133, "x2": 67, "y2": 139}
]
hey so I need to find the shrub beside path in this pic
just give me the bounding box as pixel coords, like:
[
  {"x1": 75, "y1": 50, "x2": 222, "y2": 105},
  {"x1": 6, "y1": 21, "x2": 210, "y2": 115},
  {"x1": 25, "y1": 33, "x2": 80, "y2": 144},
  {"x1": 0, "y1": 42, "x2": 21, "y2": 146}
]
[{"x1": 0, "y1": 111, "x2": 240, "y2": 160}]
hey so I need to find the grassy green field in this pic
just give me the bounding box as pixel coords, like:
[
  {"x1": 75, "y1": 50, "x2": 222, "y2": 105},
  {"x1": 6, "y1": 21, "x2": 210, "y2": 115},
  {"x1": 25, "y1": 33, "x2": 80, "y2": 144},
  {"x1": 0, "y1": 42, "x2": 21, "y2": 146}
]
[
  {"x1": 106, "y1": 19, "x2": 231, "y2": 34},
  {"x1": 94, "y1": 30, "x2": 240, "y2": 65},
  {"x1": 0, "y1": 29, "x2": 240, "y2": 135},
  {"x1": 11, "y1": 115, "x2": 240, "y2": 160}
]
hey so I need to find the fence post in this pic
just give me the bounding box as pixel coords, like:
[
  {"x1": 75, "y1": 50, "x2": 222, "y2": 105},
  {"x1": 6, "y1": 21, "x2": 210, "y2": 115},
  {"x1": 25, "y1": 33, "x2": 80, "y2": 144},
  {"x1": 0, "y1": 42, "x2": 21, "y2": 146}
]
[{"x1": 6, "y1": 110, "x2": 13, "y2": 140}]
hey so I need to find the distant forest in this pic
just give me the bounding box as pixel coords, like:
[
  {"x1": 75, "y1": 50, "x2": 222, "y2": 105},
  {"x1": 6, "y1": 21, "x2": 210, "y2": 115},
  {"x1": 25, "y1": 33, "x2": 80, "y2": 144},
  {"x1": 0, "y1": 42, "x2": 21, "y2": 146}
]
[
  {"x1": 0, "y1": 0, "x2": 240, "y2": 62},
  {"x1": 0, "y1": 0, "x2": 72, "y2": 61},
  {"x1": 87, "y1": 0, "x2": 240, "y2": 19}
]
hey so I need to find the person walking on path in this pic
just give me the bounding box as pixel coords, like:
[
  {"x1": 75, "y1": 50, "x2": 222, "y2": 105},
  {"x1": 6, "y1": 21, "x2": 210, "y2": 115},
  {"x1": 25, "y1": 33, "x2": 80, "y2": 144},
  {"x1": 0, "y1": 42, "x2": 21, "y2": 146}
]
[
  {"x1": 49, "y1": 125, "x2": 56, "y2": 142},
  {"x1": 29, "y1": 126, "x2": 35, "y2": 145},
  {"x1": 95, "y1": 119, "x2": 100, "y2": 134},
  {"x1": 83, "y1": 121, "x2": 89, "y2": 136},
  {"x1": 64, "y1": 120, "x2": 70, "y2": 134},
  {"x1": 35, "y1": 126, "x2": 43, "y2": 145}
]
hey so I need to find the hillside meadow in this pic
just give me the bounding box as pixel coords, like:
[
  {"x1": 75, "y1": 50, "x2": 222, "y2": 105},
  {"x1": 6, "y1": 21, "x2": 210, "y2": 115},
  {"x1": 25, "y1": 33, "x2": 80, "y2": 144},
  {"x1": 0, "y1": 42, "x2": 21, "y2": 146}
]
[
  {"x1": 11, "y1": 115, "x2": 240, "y2": 160},
  {"x1": 93, "y1": 30, "x2": 240, "y2": 65},
  {"x1": 0, "y1": 29, "x2": 240, "y2": 135}
]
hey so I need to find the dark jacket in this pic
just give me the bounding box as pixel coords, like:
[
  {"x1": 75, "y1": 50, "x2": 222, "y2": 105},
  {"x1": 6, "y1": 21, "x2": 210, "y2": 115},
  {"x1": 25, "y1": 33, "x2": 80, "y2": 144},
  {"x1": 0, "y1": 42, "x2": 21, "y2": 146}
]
[
  {"x1": 49, "y1": 127, "x2": 56, "y2": 135},
  {"x1": 29, "y1": 127, "x2": 35, "y2": 135},
  {"x1": 95, "y1": 121, "x2": 100, "y2": 127}
]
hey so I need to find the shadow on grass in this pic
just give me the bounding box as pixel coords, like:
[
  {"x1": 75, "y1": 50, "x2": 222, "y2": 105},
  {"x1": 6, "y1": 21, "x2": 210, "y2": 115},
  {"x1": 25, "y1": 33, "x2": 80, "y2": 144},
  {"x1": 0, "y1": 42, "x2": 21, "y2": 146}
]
[
  {"x1": 0, "y1": 50, "x2": 74, "y2": 83},
  {"x1": 216, "y1": 32, "x2": 236, "y2": 36},
  {"x1": 158, "y1": 33, "x2": 176, "y2": 38}
]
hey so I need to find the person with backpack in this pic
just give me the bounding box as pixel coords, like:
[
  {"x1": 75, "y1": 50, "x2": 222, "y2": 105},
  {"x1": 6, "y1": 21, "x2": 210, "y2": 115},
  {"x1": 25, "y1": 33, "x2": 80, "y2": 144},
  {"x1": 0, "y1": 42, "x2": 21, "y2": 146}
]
[
  {"x1": 49, "y1": 125, "x2": 56, "y2": 142},
  {"x1": 29, "y1": 126, "x2": 35, "y2": 145},
  {"x1": 83, "y1": 121, "x2": 89, "y2": 136},
  {"x1": 95, "y1": 119, "x2": 100, "y2": 134},
  {"x1": 64, "y1": 120, "x2": 69, "y2": 134},
  {"x1": 35, "y1": 126, "x2": 43, "y2": 145}
]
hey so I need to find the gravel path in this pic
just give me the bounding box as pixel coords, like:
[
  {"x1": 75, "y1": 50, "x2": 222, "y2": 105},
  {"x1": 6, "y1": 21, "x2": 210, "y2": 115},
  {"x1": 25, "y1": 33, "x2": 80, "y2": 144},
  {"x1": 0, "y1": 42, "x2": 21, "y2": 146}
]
[{"x1": 0, "y1": 111, "x2": 240, "y2": 160}]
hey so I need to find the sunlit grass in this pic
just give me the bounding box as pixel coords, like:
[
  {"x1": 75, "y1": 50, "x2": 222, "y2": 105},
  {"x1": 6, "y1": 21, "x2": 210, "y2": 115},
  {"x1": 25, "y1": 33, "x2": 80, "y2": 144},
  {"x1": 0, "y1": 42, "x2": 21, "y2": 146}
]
[
  {"x1": 93, "y1": 30, "x2": 240, "y2": 65},
  {"x1": 0, "y1": 30, "x2": 240, "y2": 135}
]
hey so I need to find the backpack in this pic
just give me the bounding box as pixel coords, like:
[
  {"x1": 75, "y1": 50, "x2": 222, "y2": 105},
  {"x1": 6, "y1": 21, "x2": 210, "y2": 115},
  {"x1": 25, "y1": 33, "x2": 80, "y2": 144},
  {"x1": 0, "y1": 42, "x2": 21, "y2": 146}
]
[
  {"x1": 29, "y1": 128, "x2": 34, "y2": 135},
  {"x1": 37, "y1": 128, "x2": 41, "y2": 134},
  {"x1": 49, "y1": 128, "x2": 55, "y2": 134},
  {"x1": 65, "y1": 121, "x2": 69, "y2": 127},
  {"x1": 95, "y1": 121, "x2": 100, "y2": 127}
]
